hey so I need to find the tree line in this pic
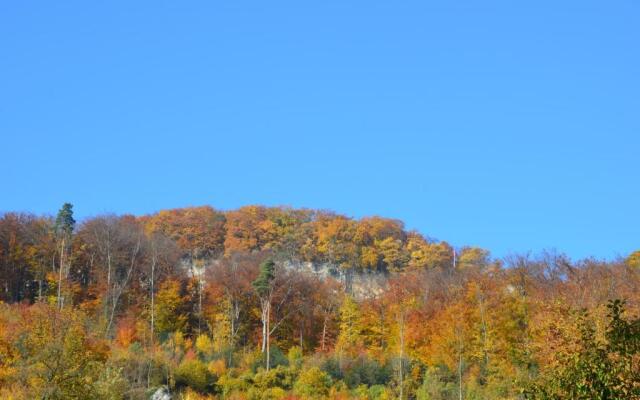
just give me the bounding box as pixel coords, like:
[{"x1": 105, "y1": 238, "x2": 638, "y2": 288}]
[{"x1": 0, "y1": 203, "x2": 639, "y2": 399}]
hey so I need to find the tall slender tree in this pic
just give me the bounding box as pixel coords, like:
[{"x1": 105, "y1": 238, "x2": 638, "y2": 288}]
[
  {"x1": 55, "y1": 203, "x2": 75, "y2": 309},
  {"x1": 253, "y1": 258, "x2": 276, "y2": 370}
]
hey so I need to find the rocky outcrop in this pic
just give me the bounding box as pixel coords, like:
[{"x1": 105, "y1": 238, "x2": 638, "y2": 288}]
[
  {"x1": 150, "y1": 386, "x2": 172, "y2": 400},
  {"x1": 183, "y1": 258, "x2": 389, "y2": 300},
  {"x1": 283, "y1": 260, "x2": 388, "y2": 299}
]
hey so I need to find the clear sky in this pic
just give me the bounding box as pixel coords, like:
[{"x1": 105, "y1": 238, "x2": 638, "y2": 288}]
[{"x1": 1, "y1": 1, "x2": 638, "y2": 260}]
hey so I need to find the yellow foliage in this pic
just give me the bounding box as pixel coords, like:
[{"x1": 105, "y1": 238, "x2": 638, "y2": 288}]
[
  {"x1": 196, "y1": 334, "x2": 215, "y2": 358},
  {"x1": 208, "y1": 359, "x2": 227, "y2": 376},
  {"x1": 627, "y1": 250, "x2": 640, "y2": 268}
]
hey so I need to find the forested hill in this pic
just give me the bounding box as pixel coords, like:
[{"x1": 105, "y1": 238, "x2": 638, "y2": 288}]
[
  {"x1": 1, "y1": 203, "x2": 640, "y2": 399},
  {"x1": 1, "y1": 204, "x2": 468, "y2": 303},
  {"x1": 138, "y1": 205, "x2": 465, "y2": 273}
]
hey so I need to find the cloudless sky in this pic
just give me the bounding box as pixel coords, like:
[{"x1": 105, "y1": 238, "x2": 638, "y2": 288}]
[{"x1": 1, "y1": 1, "x2": 638, "y2": 260}]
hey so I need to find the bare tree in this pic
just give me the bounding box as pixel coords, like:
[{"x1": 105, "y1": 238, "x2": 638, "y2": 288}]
[{"x1": 206, "y1": 251, "x2": 262, "y2": 362}]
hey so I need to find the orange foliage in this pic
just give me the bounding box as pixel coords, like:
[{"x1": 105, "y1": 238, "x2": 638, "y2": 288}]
[
  {"x1": 142, "y1": 206, "x2": 226, "y2": 257},
  {"x1": 116, "y1": 316, "x2": 138, "y2": 348}
]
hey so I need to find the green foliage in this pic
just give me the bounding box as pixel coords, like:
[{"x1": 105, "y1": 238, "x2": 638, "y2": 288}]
[
  {"x1": 253, "y1": 346, "x2": 289, "y2": 372},
  {"x1": 415, "y1": 367, "x2": 457, "y2": 400},
  {"x1": 94, "y1": 366, "x2": 128, "y2": 400},
  {"x1": 287, "y1": 346, "x2": 303, "y2": 370},
  {"x1": 217, "y1": 370, "x2": 254, "y2": 397},
  {"x1": 175, "y1": 358, "x2": 213, "y2": 393},
  {"x1": 55, "y1": 202, "x2": 75, "y2": 236},
  {"x1": 368, "y1": 384, "x2": 392, "y2": 399},
  {"x1": 345, "y1": 357, "x2": 393, "y2": 389},
  {"x1": 525, "y1": 299, "x2": 640, "y2": 399},
  {"x1": 247, "y1": 386, "x2": 287, "y2": 400},
  {"x1": 293, "y1": 367, "x2": 332, "y2": 398},
  {"x1": 253, "y1": 365, "x2": 296, "y2": 391},
  {"x1": 321, "y1": 355, "x2": 392, "y2": 389},
  {"x1": 252, "y1": 258, "x2": 275, "y2": 297}
]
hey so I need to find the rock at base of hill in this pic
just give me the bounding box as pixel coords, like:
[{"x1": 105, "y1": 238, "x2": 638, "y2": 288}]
[{"x1": 150, "y1": 386, "x2": 172, "y2": 400}]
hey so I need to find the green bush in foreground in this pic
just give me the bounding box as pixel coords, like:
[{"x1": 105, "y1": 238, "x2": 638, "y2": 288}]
[
  {"x1": 525, "y1": 300, "x2": 640, "y2": 400},
  {"x1": 294, "y1": 367, "x2": 333, "y2": 398}
]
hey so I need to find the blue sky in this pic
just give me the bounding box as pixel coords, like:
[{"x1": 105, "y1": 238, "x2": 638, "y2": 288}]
[{"x1": 1, "y1": 1, "x2": 638, "y2": 260}]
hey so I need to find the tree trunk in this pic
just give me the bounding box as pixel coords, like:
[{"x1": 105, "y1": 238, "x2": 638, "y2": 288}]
[
  {"x1": 105, "y1": 249, "x2": 112, "y2": 323},
  {"x1": 458, "y1": 331, "x2": 463, "y2": 400},
  {"x1": 105, "y1": 236, "x2": 140, "y2": 336},
  {"x1": 477, "y1": 291, "x2": 490, "y2": 376},
  {"x1": 321, "y1": 315, "x2": 328, "y2": 351},
  {"x1": 399, "y1": 311, "x2": 405, "y2": 400},
  {"x1": 150, "y1": 254, "x2": 156, "y2": 342},
  {"x1": 261, "y1": 300, "x2": 268, "y2": 353},
  {"x1": 299, "y1": 321, "x2": 304, "y2": 350},
  {"x1": 57, "y1": 237, "x2": 65, "y2": 310},
  {"x1": 266, "y1": 301, "x2": 271, "y2": 371},
  {"x1": 198, "y1": 276, "x2": 203, "y2": 335}
]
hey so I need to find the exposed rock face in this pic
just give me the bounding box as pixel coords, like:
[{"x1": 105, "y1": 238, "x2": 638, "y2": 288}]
[
  {"x1": 183, "y1": 258, "x2": 388, "y2": 300},
  {"x1": 283, "y1": 260, "x2": 388, "y2": 299},
  {"x1": 150, "y1": 386, "x2": 172, "y2": 400}
]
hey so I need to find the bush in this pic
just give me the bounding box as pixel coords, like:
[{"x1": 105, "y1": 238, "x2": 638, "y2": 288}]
[
  {"x1": 208, "y1": 359, "x2": 227, "y2": 376},
  {"x1": 321, "y1": 357, "x2": 344, "y2": 382},
  {"x1": 94, "y1": 366, "x2": 127, "y2": 400},
  {"x1": 175, "y1": 359, "x2": 213, "y2": 393},
  {"x1": 252, "y1": 346, "x2": 289, "y2": 372},
  {"x1": 217, "y1": 370, "x2": 253, "y2": 397},
  {"x1": 415, "y1": 367, "x2": 456, "y2": 400},
  {"x1": 287, "y1": 346, "x2": 303, "y2": 370},
  {"x1": 253, "y1": 365, "x2": 296, "y2": 391},
  {"x1": 339, "y1": 356, "x2": 392, "y2": 388},
  {"x1": 525, "y1": 300, "x2": 640, "y2": 399},
  {"x1": 368, "y1": 384, "x2": 392, "y2": 400},
  {"x1": 247, "y1": 386, "x2": 287, "y2": 400},
  {"x1": 195, "y1": 334, "x2": 215, "y2": 359},
  {"x1": 180, "y1": 387, "x2": 218, "y2": 399},
  {"x1": 293, "y1": 367, "x2": 332, "y2": 399},
  {"x1": 321, "y1": 355, "x2": 392, "y2": 389}
]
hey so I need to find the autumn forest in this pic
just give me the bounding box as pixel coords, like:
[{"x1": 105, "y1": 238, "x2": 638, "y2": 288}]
[{"x1": 1, "y1": 203, "x2": 639, "y2": 400}]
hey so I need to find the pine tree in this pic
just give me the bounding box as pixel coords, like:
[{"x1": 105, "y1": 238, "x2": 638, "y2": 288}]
[
  {"x1": 55, "y1": 203, "x2": 75, "y2": 237},
  {"x1": 253, "y1": 258, "x2": 276, "y2": 370},
  {"x1": 55, "y1": 203, "x2": 75, "y2": 309}
]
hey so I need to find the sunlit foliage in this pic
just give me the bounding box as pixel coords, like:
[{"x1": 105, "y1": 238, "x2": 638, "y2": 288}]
[{"x1": 0, "y1": 204, "x2": 638, "y2": 399}]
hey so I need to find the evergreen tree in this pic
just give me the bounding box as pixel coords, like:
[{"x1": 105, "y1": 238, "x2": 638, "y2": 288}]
[
  {"x1": 253, "y1": 258, "x2": 277, "y2": 370},
  {"x1": 55, "y1": 203, "x2": 75, "y2": 309},
  {"x1": 252, "y1": 258, "x2": 275, "y2": 296},
  {"x1": 55, "y1": 203, "x2": 75, "y2": 237}
]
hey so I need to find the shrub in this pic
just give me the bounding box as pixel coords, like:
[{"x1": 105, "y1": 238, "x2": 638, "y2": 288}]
[
  {"x1": 208, "y1": 359, "x2": 227, "y2": 376},
  {"x1": 253, "y1": 365, "x2": 296, "y2": 391},
  {"x1": 287, "y1": 346, "x2": 303, "y2": 370},
  {"x1": 195, "y1": 334, "x2": 215, "y2": 359},
  {"x1": 252, "y1": 346, "x2": 289, "y2": 372},
  {"x1": 247, "y1": 386, "x2": 287, "y2": 400},
  {"x1": 293, "y1": 367, "x2": 332, "y2": 399},
  {"x1": 217, "y1": 370, "x2": 253, "y2": 397},
  {"x1": 368, "y1": 384, "x2": 392, "y2": 400},
  {"x1": 175, "y1": 359, "x2": 213, "y2": 393}
]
